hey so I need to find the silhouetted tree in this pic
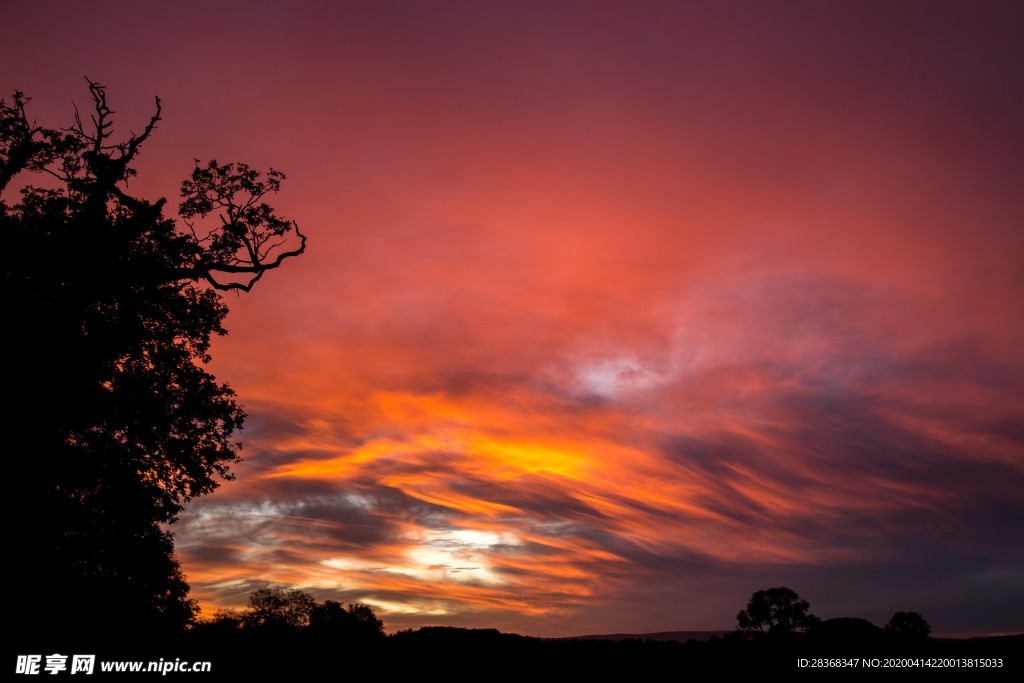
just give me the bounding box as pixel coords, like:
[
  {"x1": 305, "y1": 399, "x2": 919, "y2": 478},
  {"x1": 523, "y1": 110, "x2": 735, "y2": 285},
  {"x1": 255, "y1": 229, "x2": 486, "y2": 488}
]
[
  {"x1": 243, "y1": 588, "x2": 317, "y2": 631},
  {"x1": 2, "y1": 81, "x2": 305, "y2": 637},
  {"x1": 208, "y1": 610, "x2": 245, "y2": 630},
  {"x1": 885, "y1": 611, "x2": 931, "y2": 639},
  {"x1": 308, "y1": 600, "x2": 352, "y2": 632},
  {"x1": 189, "y1": 609, "x2": 245, "y2": 642},
  {"x1": 737, "y1": 587, "x2": 819, "y2": 635},
  {"x1": 347, "y1": 602, "x2": 386, "y2": 639},
  {"x1": 309, "y1": 600, "x2": 385, "y2": 640}
]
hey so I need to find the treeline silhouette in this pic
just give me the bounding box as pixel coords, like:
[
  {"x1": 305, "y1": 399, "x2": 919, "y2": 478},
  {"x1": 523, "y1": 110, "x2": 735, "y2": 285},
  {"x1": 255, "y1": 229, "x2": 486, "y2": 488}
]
[
  {"x1": 14, "y1": 585, "x2": 1018, "y2": 677},
  {"x1": 191, "y1": 587, "x2": 385, "y2": 642},
  {"x1": 181, "y1": 586, "x2": 1015, "y2": 676}
]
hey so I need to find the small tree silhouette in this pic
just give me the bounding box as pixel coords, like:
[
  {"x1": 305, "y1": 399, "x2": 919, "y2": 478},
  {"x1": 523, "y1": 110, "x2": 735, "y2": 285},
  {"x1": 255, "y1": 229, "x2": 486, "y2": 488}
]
[
  {"x1": 885, "y1": 611, "x2": 931, "y2": 639},
  {"x1": 243, "y1": 587, "x2": 317, "y2": 630},
  {"x1": 348, "y1": 602, "x2": 386, "y2": 639},
  {"x1": 309, "y1": 600, "x2": 385, "y2": 640},
  {"x1": 737, "y1": 586, "x2": 819, "y2": 635}
]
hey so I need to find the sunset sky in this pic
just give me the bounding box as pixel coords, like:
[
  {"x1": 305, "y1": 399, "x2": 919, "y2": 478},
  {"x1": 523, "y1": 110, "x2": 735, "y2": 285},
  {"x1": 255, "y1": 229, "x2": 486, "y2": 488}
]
[{"x1": 3, "y1": 1, "x2": 1022, "y2": 637}]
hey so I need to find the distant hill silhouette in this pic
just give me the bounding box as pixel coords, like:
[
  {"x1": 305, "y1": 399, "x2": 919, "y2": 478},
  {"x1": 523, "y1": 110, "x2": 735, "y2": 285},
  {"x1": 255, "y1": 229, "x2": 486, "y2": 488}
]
[{"x1": 564, "y1": 630, "x2": 727, "y2": 643}]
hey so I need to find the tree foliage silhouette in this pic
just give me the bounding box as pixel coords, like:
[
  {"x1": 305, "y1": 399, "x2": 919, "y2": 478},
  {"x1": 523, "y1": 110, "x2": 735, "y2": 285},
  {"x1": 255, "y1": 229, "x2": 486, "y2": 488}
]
[
  {"x1": 885, "y1": 611, "x2": 931, "y2": 639},
  {"x1": 236, "y1": 590, "x2": 385, "y2": 639},
  {"x1": 346, "y1": 602, "x2": 386, "y2": 639},
  {"x1": 736, "y1": 587, "x2": 819, "y2": 635},
  {"x1": 2, "y1": 81, "x2": 305, "y2": 636},
  {"x1": 244, "y1": 588, "x2": 318, "y2": 631}
]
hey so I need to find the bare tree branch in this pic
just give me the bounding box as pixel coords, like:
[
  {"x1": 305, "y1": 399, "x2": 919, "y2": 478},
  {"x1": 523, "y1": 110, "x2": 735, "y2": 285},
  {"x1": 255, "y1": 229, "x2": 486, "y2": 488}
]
[
  {"x1": 5, "y1": 83, "x2": 305, "y2": 294},
  {"x1": 0, "y1": 92, "x2": 51, "y2": 194},
  {"x1": 180, "y1": 160, "x2": 306, "y2": 292},
  {"x1": 198, "y1": 223, "x2": 306, "y2": 292}
]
